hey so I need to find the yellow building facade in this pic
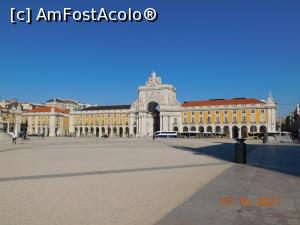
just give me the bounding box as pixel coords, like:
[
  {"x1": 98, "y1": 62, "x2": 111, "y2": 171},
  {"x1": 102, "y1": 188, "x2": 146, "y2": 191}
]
[
  {"x1": 70, "y1": 105, "x2": 132, "y2": 137},
  {"x1": 69, "y1": 73, "x2": 277, "y2": 139},
  {"x1": 0, "y1": 108, "x2": 21, "y2": 133},
  {"x1": 180, "y1": 98, "x2": 275, "y2": 138},
  {"x1": 22, "y1": 106, "x2": 70, "y2": 136}
]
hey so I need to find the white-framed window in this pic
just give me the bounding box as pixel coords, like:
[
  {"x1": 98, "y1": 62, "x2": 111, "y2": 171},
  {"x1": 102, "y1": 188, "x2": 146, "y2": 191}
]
[
  {"x1": 225, "y1": 116, "x2": 228, "y2": 123},
  {"x1": 260, "y1": 113, "x2": 265, "y2": 122},
  {"x1": 251, "y1": 114, "x2": 255, "y2": 122},
  {"x1": 184, "y1": 117, "x2": 187, "y2": 124},
  {"x1": 233, "y1": 116, "x2": 237, "y2": 123},
  {"x1": 207, "y1": 116, "x2": 211, "y2": 123},
  {"x1": 242, "y1": 115, "x2": 246, "y2": 123},
  {"x1": 191, "y1": 112, "x2": 195, "y2": 123},
  {"x1": 216, "y1": 117, "x2": 220, "y2": 123}
]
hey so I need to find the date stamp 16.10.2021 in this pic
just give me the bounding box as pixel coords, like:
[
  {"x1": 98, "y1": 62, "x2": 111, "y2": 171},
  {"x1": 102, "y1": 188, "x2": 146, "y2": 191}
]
[{"x1": 220, "y1": 195, "x2": 281, "y2": 208}]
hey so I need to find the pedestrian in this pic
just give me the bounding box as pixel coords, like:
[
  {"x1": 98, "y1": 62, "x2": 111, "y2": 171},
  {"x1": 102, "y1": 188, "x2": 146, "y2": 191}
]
[
  {"x1": 21, "y1": 132, "x2": 25, "y2": 144},
  {"x1": 263, "y1": 131, "x2": 268, "y2": 144},
  {"x1": 12, "y1": 132, "x2": 17, "y2": 144}
]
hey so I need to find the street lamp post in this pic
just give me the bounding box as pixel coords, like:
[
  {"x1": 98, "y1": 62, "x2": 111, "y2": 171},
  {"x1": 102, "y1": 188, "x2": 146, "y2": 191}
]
[
  {"x1": 0, "y1": 120, "x2": 4, "y2": 134},
  {"x1": 0, "y1": 109, "x2": 3, "y2": 133},
  {"x1": 153, "y1": 113, "x2": 155, "y2": 140}
]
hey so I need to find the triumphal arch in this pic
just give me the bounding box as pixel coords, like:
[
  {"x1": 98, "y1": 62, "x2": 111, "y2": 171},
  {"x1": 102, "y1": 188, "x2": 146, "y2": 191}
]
[{"x1": 131, "y1": 72, "x2": 182, "y2": 136}]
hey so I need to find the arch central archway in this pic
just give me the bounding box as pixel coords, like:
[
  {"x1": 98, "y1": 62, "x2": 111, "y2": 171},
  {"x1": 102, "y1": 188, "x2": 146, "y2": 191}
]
[
  {"x1": 232, "y1": 126, "x2": 239, "y2": 139},
  {"x1": 147, "y1": 102, "x2": 160, "y2": 133}
]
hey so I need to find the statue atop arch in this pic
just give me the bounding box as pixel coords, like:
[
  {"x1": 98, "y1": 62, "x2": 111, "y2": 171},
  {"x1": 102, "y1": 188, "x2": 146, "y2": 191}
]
[{"x1": 146, "y1": 71, "x2": 162, "y2": 86}]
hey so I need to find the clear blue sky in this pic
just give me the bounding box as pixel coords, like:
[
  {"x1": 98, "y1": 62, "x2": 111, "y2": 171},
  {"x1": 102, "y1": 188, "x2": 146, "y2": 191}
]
[{"x1": 0, "y1": 0, "x2": 299, "y2": 116}]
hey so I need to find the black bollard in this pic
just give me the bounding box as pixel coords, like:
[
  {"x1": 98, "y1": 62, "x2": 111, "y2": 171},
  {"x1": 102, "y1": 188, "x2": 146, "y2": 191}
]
[
  {"x1": 235, "y1": 138, "x2": 246, "y2": 164},
  {"x1": 263, "y1": 132, "x2": 268, "y2": 144}
]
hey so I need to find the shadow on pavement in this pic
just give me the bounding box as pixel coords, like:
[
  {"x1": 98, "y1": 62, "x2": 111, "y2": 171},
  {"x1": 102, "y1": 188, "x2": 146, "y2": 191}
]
[{"x1": 171, "y1": 142, "x2": 300, "y2": 177}]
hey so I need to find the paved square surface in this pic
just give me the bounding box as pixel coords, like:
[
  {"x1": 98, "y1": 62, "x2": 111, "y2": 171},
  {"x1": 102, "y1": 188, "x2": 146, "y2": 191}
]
[{"x1": 0, "y1": 137, "x2": 299, "y2": 225}]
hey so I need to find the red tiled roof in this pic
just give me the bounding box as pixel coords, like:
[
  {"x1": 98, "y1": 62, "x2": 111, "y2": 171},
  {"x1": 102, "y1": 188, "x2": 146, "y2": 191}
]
[
  {"x1": 182, "y1": 98, "x2": 264, "y2": 107},
  {"x1": 26, "y1": 107, "x2": 70, "y2": 114}
]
